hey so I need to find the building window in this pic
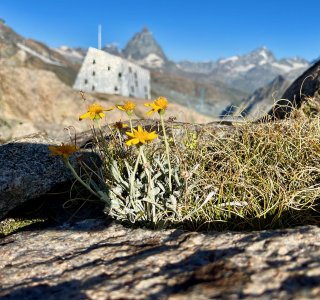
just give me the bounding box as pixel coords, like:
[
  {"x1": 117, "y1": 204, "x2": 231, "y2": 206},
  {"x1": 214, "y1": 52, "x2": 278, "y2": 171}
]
[
  {"x1": 84, "y1": 79, "x2": 88, "y2": 84},
  {"x1": 135, "y1": 80, "x2": 138, "y2": 87},
  {"x1": 118, "y1": 72, "x2": 122, "y2": 78},
  {"x1": 92, "y1": 85, "x2": 95, "y2": 91},
  {"x1": 92, "y1": 71, "x2": 95, "y2": 76},
  {"x1": 108, "y1": 66, "x2": 111, "y2": 71},
  {"x1": 129, "y1": 67, "x2": 132, "y2": 73},
  {"x1": 131, "y1": 86, "x2": 135, "y2": 93},
  {"x1": 134, "y1": 72, "x2": 138, "y2": 79},
  {"x1": 114, "y1": 86, "x2": 118, "y2": 91},
  {"x1": 93, "y1": 59, "x2": 96, "y2": 64}
]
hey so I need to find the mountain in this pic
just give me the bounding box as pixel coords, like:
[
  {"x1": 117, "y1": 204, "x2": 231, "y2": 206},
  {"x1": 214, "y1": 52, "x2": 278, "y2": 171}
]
[
  {"x1": 223, "y1": 75, "x2": 291, "y2": 119},
  {"x1": 54, "y1": 28, "x2": 246, "y2": 116},
  {"x1": 102, "y1": 43, "x2": 121, "y2": 56},
  {"x1": 265, "y1": 59, "x2": 320, "y2": 119},
  {"x1": 53, "y1": 27, "x2": 311, "y2": 116},
  {"x1": 178, "y1": 47, "x2": 309, "y2": 93},
  {"x1": 0, "y1": 23, "x2": 79, "y2": 86},
  {"x1": 54, "y1": 28, "x2": 310, "y2": 96},
  {"x1": 151, "y1": 71, "x2": 247, "y2": 116},
  {"x1": 122, "y1": 27, "x2": 168, "y2": 68}
]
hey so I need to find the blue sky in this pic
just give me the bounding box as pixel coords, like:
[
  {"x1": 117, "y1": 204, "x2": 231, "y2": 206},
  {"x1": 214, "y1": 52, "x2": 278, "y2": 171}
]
[{"x1": 1, "y1": 0, "x2": 319, "y2": 62}]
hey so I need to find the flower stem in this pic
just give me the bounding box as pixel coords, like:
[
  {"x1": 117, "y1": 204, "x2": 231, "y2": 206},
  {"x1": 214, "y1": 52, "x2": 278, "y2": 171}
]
[
  {"x1": 129, "y1": 117, "x2": 133, "y2": 133},
  {"x1": 130, "y1": 146, "x2": 143, "y2": 205},
  {"x1": 141, "y1": 148, "x2": 156, "y2": 223},
  {"x1": 160, "y1": 114, "x2": 172, "y2": 192},
  {"x1": 65, "y1": 160, "x2": 100, "y2": 198}
]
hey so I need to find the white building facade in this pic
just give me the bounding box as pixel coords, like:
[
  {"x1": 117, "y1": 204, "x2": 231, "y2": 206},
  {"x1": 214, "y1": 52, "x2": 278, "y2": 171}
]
[{"x1": 73, "y1": 47, "x2": 151, "y2": 99}]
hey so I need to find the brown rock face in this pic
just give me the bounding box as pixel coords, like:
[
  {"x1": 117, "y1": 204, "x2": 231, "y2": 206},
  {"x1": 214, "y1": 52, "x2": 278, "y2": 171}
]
[
  {"x1": 0, "y1": 66, "x2": 87, "y2": 141},
  {"x1": 0, "y1": 220, "x2": 319, "y2": 299}
]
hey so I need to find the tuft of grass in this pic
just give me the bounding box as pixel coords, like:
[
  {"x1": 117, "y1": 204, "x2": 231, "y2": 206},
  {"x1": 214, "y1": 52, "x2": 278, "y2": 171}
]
[
  {"x1": 58, "y1": 97, "x2": 320, "y2": 231},
  {"x1": 177, "y1": 114, "x2": 320, "y2": 230},
  {"x1": 0, "y1": 218, "x2": 47, "y2": 237}
]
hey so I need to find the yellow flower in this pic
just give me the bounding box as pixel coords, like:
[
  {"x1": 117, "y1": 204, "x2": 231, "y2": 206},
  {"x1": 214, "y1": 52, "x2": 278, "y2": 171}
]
[
  {"x1": 79, "y1": 103, "x2": 114, "y2": 121},
  {"x1": 125, "y1": 125, "x2": 158, "y2": 146},
  {"x1": 112, "y1": 121, "x2": 129, "y2": 130},
  {"x1": 48, "y1": 144, "x2": 79, "y2": 160},
  {"x1": 116, "y1": 101, "x2": 136, "y2": 115},
  {"x1": 144, "y1": 96, "x2": 168, "y2": 116}
]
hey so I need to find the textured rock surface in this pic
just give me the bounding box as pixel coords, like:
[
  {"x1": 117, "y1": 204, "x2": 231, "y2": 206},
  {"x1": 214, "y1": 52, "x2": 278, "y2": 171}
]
[
  {"x1": 0, "y1": 220, "x2": 319, "y2": 299},
  {"x1": 0, "y1": 134, "x2": 82, "y2": 220}
]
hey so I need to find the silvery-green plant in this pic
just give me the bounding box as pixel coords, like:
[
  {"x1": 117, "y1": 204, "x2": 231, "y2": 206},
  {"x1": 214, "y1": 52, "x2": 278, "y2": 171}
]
[{"x1": 102, "y1": 153, "x2": 182, "y2": 226}]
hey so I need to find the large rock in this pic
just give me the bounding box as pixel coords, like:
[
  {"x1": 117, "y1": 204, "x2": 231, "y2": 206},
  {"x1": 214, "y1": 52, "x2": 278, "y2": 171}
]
[
  {"x1": 0, "y1": 220, "x2": 319, "y2": 299},
  {"x1": 0, "y1": 134, "x2": 80, "y2": 220}
]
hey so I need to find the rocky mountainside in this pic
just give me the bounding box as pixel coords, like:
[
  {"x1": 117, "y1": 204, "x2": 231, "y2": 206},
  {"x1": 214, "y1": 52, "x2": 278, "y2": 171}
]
[
  {"x1": 0, "y1": 23, "x2": 79, "y2": 86},
  {"x1": 265, "y1": 59, "x2": 320, "y2": 119},
  {"x1": 222, "y1": 75, "x2": 291, "y2": 118},
  {"x1": 151, "y1": 71, "x2": 247, "y2": 116},
  {"x1": 54, "y1": 46, "x2": 86, "y2": 64}
]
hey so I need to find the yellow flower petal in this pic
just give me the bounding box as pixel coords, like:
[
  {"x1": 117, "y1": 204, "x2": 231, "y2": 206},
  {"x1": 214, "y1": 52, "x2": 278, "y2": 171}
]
[
  {"x1": 146, "y1": 110, "x2": 155, "y2": 116},
  {"x1": 126, "y1": 131, "x2": 135, "y2": 137},
  {"x1": 126, "y1": 138, "x2": 140, "y2": 146},
  {"x1": 48, "y1": 144, "x2": 79, "y2": 160},
  {"x1": 79, "y1": 112, "x2": 91, "y2": 121},
  {"x1": 79, "y1": 103, "x2": 113, "y2": 121},
  {"x1": 98, "y1": 112, "x2": 105, "y2": 119},
  {"x1": 125, "y1": 126, "x2": 157, "y2": 146},
  {"x1": 145, "y1": 97, "x2": 168, "y2": 116}
]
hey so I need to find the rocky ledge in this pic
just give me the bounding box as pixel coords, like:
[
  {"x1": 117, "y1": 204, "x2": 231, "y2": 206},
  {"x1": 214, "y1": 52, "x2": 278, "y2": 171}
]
[{"x1": 0, "y1": 220, "x2": 319, "y2": 299}]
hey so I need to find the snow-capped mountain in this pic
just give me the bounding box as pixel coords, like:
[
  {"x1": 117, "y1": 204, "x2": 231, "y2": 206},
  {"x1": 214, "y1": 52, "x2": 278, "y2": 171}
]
[
  {"x1": 178, "y1": 47, "x2": 309, "y2": 93},
  {"x1": 122, "y1": 27, "x2": 167, "y2": 68}
]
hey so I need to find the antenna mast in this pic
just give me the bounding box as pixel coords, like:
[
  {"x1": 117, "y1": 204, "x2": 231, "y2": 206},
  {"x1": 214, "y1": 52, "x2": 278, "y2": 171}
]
[{"x1": 98, "y1": 24, "x2": 102, "y2": 50}]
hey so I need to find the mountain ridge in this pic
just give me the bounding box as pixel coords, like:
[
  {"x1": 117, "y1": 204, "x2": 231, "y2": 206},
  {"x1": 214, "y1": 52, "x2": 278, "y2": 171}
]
[{"x1": 55, "y1": 28, "x2": 310, "y2": 94}]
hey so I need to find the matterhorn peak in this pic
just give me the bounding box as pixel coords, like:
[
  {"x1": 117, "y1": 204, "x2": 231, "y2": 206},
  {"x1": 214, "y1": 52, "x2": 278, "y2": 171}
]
[{"x1": 122, "y1": 27, "x2": 167, "y2": 63}]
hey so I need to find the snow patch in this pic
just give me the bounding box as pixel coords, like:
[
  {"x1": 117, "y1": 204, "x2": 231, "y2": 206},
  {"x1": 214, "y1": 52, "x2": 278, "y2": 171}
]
[
  {"x1": 233, "y1": 64, "x2": 255, "y2": 72},
  {"x1": 290, "y1": 61, "x2": 309, "y2": 69},
  {"x1": 55, "y1": 47, "x2": 85, "y2": 60},
  {"x1": 259, "y1": 48, "x2": 269, "y2": 60},
  {"x1": 258, "y1": 60, "x2": 267, "y2": 65},
  {"x1": 17, "y1": 43, "x2": 63, "y2": 66},
  {"x1": 219, "y1": 56, "x2": 239, "y2": 64},
  {"x1": 139, "y1": 53, "x2": 164, "y2": 68}
]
